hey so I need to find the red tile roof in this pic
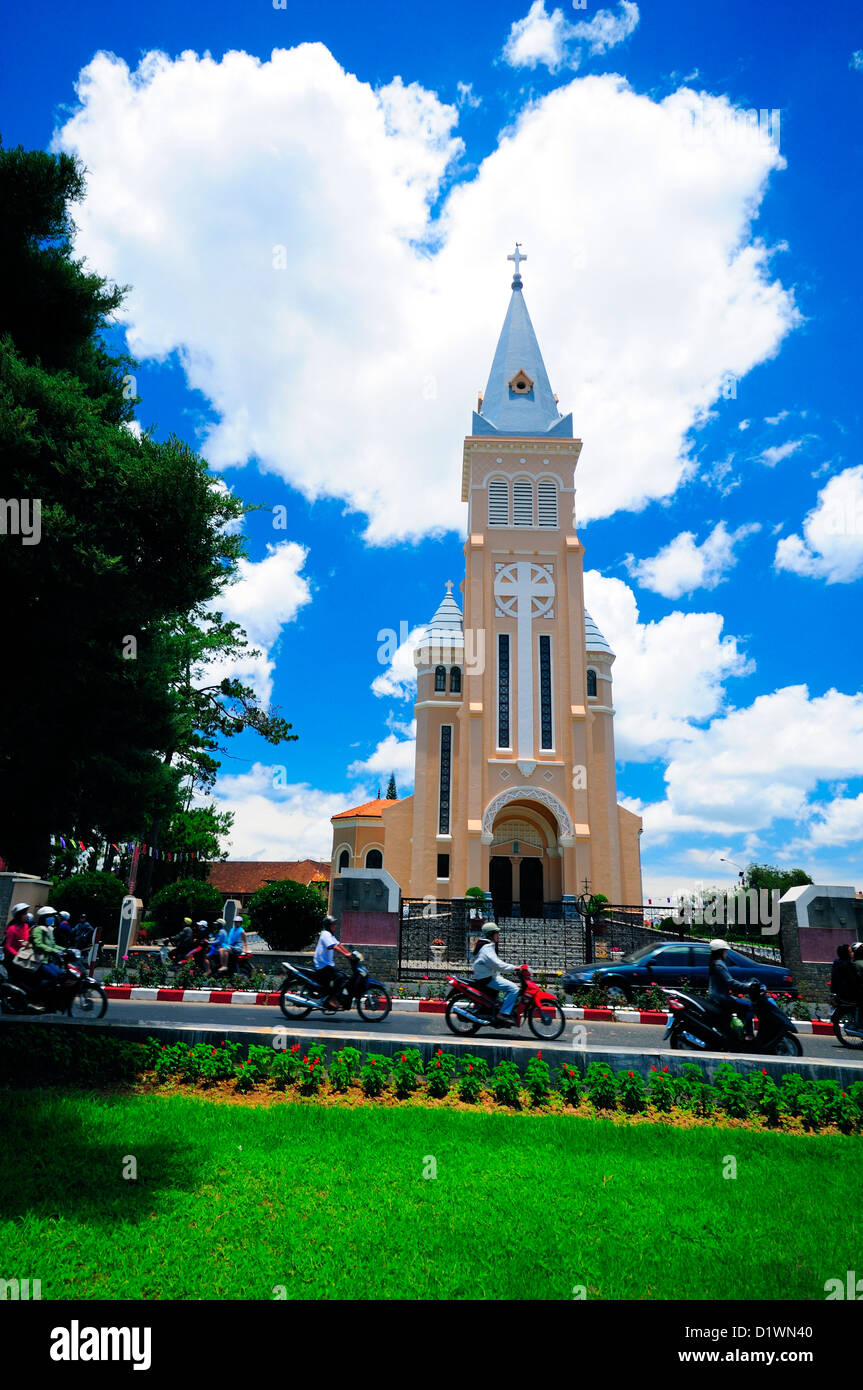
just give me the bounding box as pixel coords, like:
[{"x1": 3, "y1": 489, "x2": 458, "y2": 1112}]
[
  {"x1": 206, "y1": 860, "x2": 330, "y2": 895},
  {"x1": 331, "y1": 798, "x2": 396, "y2": 820}
]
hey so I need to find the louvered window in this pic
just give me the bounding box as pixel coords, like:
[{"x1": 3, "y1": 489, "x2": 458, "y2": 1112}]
[
  {"x1": 513, "y1": 478, "x2": 534, "y2": 527},
  {"x1": 439, "y1": 726, "x2": 452, "y2": 835},
  {"x1": 488, "y1": 478, "x2": 509, "y2": 526},
  {"x1": 537, "y1": 479, "x2": 558, "y2": 528}
]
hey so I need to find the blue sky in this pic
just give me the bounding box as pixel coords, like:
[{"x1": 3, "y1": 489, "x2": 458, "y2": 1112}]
[{"x1": 4, "y1": 1, "x2": 862, "y2": 896}]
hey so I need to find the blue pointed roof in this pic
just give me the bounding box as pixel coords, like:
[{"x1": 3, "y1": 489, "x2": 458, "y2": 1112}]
[
  {"x1": 418, "y1": 585, "x2": 464, "y2": 650},
  {"x1": 584, "y1": 610, "x2": 614, "y2": 657},
  {"x1": 472, "y1": 266, "x2": 572, "y2": 438}
]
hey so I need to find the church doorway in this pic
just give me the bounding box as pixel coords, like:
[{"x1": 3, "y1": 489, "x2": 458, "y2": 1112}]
[
  {"x1": 489, "y1": 857, "x2": 513, "y2": 918},
  {"x1": 519, "y1": 857, "x2": 543, "y2": 918}
]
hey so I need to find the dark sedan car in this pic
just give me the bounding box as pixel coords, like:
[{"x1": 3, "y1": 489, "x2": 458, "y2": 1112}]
[{"x1": 563, "y1": 941, "x2": 797, "y2": 1002}]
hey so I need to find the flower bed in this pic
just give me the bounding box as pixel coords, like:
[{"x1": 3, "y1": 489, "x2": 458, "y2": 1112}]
[{"x1": 3, "y1": 1030, "x2": 863, "y2": 1136}]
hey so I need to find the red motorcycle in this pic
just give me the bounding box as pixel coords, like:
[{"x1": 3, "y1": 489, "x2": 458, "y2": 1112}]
[{"x1": 444, "y1": 964, "x2": 566, "y2": 1040}]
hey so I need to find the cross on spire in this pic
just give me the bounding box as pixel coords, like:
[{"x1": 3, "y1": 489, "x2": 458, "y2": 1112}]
[
  {"x1": 508, "y1": 242, "x2": 527, "y2": 284},
  {"x1": 445, "y1": 580, "x2": 454, "y2": 595}
]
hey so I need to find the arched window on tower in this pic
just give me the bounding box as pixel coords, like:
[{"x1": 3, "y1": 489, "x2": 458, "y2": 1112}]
[
  {"x1": 586, "y1": 668, "x2": 598, "y2": 699},
  {"x1": 513, "y1": 477, "x2": 534, "y2": 527},
  {"x1": 434, "y1": 665, "x2": 447, "y2": 692},
  {"x1": 337, "y1": 849, "x2": 350, "y2": 872},
  {"x1": 365, "y1": 849, "x2": 383, "y2": 869},
  {"x1": 449, "y1": 665, "x2": 462, "y2": 694},
  {"x1": 537, "y1": 479, "x2": 558, "y2": 528},
  {"x1": 488, "y1": 477, "x2": 509, "y2": 526}
]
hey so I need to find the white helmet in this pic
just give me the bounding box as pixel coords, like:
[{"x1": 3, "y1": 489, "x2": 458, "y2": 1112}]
[
  {"x1": 709, "y1": 938, "x2": 730, "y2": 952},
  {"x1": 196, "y1": 919, "x2": 209, "y2": 927},
  {"x1": 59, "y1": 911, "x2": 70, "y2": 920},
  {"x1": 37, "y1": 905, "x2": 58, "y2": 918},
  {"x1": 10, "y1": 902, "x2": 30, "y2": 915}
]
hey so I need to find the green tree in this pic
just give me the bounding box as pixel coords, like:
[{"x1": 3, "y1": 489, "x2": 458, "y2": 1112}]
[
  {"x1": 147, "y1": 877, "x2": 222, "y2": 934},
  {"x1": 0, "y1": 143, "x2": 295, "y2": 875},
  {"x1": 52, "y1": 870, "x2": 127, "y2": 936},
  {"x1": 385, "y1": 773, "x2": 397, "y2": 800},
  {"x1": 745, "y1": 864, "x2": 813, "y2": 896},
  {"x1": 246, "y1": 880, "x2": 326, "y2": 952}
]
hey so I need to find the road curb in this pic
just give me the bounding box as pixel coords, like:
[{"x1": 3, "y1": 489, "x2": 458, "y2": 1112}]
[{"x1": 100, "y1": 986, "x2": 829, "y2": 1034}]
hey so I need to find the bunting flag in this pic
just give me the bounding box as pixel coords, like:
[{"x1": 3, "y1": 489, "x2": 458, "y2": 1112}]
[{"x1": 51, "y1": 835, "x2": 204, "y2": 862}]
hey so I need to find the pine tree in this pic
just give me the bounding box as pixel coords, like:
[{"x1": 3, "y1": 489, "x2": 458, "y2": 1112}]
[{"x1": 386, "y1": 774, "x2": 398, "y2": 800}]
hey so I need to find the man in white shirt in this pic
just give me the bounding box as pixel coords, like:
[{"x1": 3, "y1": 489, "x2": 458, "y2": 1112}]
[
  {"x1": 313, "y1": 915, "x2": 352, "y2": 1008},
  {"x1": 472, "y1": 924, "x2": 519, "y2": 1026}
]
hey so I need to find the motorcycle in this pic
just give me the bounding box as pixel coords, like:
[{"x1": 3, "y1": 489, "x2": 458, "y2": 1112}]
[
  {"x1": 662, "y1": 980, "x2": 802, "y2": 1056},
  {"x1": 0, "y1": 948, "x2": 108, "y2": 1020},
  {"x1": 279, "y1": 951, "x2": 392, "y2": 1022},
  {"x1": 830, "y1": 994, "x2": 863, "y2": 1050},
  {"x1": 444, "y1": 963, "x2": 566, "y2": 1040}
]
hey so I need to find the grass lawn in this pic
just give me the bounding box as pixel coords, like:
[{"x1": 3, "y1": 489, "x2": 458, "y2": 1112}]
[{"x1": 1, "y1": 1088, "x2": 857, "y2": 1300}]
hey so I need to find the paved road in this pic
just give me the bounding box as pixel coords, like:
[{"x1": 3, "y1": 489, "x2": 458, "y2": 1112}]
[{"x1": 16, "y1": 997, "x2": 863, "y2": 1066}]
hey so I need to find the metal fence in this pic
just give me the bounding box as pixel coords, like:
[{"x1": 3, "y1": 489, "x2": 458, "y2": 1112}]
[{"x1": 397, "y1": 898, "x2": 782, "y2": 979}]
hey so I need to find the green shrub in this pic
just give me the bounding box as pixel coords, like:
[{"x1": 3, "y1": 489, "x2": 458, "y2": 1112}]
[
  {"x1": 715, "y1": 1065, "x2": 751, "y2": 1119},
  {"x1": 648, "y1": 1066, "x2": 676, "y2": 1112},
  {"x1": 391, "y1": 1049, "x2": 424, "y2": 1098},
  {"x1": 618, "y1": 1069, "x2": 647, "y2": 1113},
  {"x1": 674, "y1": 1063, "x2": 705, "y2": 1110},
  {"x1": 778, "y1": 1072, "x2": 807, "y2": 1118},
  {"x1": 147, "y1": 877, "x2": 222, "y2": 934},
  {"x1": 557, "y1": 1062, "x2": 582, "y2": 1105},
  {"x1": 271, "y1": 1044, "x2": 303, "y2": 1090},
  {"x1": 361, "y1": 1054, "x2": 391, "y2": 1097},
  {"x1": 490, "y1": 1060, "x2": 522, "y2": 1107},
  {"x1": 458, "y1": 1055, "x2": 489, "y2": 1103},
  {"x1": 234, "y1": 1045, "x2": 273, "y2": 1092},
  {"x1": 300, "y1": 1047, "x2": 326, "y2": 1094},
  {"x1": 425, "y1": 1049, "x2": 457, "y2": 1098},
  {"x1": 585, "y1": 1061, "x2": 617, "y2": 1109},
  {"x1": 246, "y1": 879, "x2": 325, "y2": 952},
  {"x1": 329, "y1": 1046, "x2": 362, "y2": 1092},
  {"x1": 52, "y1": 869, "x2": 127, "y2": 936},
  {"x1": 525, "y1": 1055, "x2": 552, "y2": 1107}
]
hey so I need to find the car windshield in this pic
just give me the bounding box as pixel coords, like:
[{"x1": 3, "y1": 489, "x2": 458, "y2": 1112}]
[{"x1": 620, "y1": 944, "x2": 660, "y2": 964}]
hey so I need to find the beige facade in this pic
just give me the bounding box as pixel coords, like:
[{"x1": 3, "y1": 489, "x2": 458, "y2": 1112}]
[{"x1": 330, "y1": 258, "x2": 642, "y2": 911}]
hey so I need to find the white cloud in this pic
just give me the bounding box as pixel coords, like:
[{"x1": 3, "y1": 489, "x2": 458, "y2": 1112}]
[
  {"x1": 759, "y1": 438, "x2": 803, "y2": 467},
  {"x1": 210, "y1": 762, "x2": 358, "y2": 859},
  {"x1": 785, "y1": 792, "x2": 863, "y2": 854},
  {"x1": 503, "y1": 1, "x2": 639, "y2": 73},
  {"x1": 851, "y1": 51, "x2": 863, "y2": 71},
  {"x1": 626, "y1": 520, "x2": 760, "y2": 598},
  {"x1": 456, "y1": 81, "x2": 481, "y2": 109},
  {"x1": 738, "y1": 419, "x2": 750, "y2": 430},
  {"x1": 582, "y1": 571, "x2": 753, "y2": 760},
  {"x1": 640, "y1": 685, "x2": 863, "y2": 847},
  {"x1": 774, "y1": 465, "x2": 863, "y2": 584},
  {"x1": 347, "y1": 721, "x2": 417, "y2": 786},
  {"x1": 204, "y1": 540, "x2": 312, "y2": 703},
  {"x1": 54, "y1": 52, "x2": 798, "y2": 542},
  {"x1": 764, "y1": 410, "x2": 789, "y2": 425},
  {"x1": 371, "y1": 625, "x2": 425, "y2": 699}
]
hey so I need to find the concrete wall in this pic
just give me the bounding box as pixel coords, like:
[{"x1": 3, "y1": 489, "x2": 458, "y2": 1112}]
[
  {"x1": 779, "y1": 887, "x2": 863, "y2": 996},
  {"x1": 1, "y1": 872, "x2": 53, "y2": 926}
]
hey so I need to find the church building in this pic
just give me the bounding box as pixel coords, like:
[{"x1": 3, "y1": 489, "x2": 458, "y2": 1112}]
[{"x1": 330, "y1": 249, "x2": 642, "y2": 913}]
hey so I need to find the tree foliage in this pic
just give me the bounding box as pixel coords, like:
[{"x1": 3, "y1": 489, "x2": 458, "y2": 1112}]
[
  {"x1": 745, "y1": 863, "x2": 813, "y2": 895},
  {"x1": 147, "y1": 878, "x2": 223, "y2": 934},
  {"x1": 246, "y1": 879, "x2": 326, "y2": 952},
  {"x1": 52, "y1": 870, "x2": 127, "y2": 935},
  {"x1": 0, "y1": 142, "x2": 295, "y2": 875}
]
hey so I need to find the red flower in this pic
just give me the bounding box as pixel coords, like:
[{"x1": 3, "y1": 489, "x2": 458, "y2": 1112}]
[
  {"x1": 663, "y1": 1066, "x2": 668, "y2": 1073},
  {"x1": 537, "y1": 1051, "x2": 542, "y2": 1059},
  {"x1": 401, "y1": 1054, "x2": 406, "y2": 1063},
  {"x1": 761, "y1": 1068, "x2": 767, "y2": 1075},
  {"x1": 436, "y1": 1060, "x2": 441, "y2": 1069},
  {"x1": 370, "y1": 1060, "x2": 376, "y2": 1066},
  {"x1": 627, "y1": 1070, "x2": 633, "y2": 1077}
]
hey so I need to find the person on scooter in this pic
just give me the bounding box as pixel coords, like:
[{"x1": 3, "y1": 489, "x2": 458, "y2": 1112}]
[
  {"x1": 313, "y1": 915, "x2": 352, "y2": 1008},
  {"x1": 851, "y1": 942, "x2": 863, "y2": 1032},
  {"x1": 54, "y1": 911, "x2": 75, "y2": 948},
  {"x1": 708, "y1": 939, "x2": 755, "y2": 1041},
  {"x1": 472, "y1": 923, "x2": 519, "y2": 1026},
  {"x1": 32, "y1": 906, "x2": 76, "y2": 1004},
  {"x1": 169, "y1": 918, "x2": 195, "y2": 965},
  {"x1": 830, "y1": 943, "x2": 857, "y2": 1001},
  {"x1": 3, "y1": 902, "x2": 31, "y2": 983},
  {"x1": 218, "y1": 916, "x2": 248, "y2": 976}
]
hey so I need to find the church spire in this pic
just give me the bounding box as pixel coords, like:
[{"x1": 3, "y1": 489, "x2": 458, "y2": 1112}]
[{"x1": 472, "y1": 245, "x2": 572, "y2": 439}]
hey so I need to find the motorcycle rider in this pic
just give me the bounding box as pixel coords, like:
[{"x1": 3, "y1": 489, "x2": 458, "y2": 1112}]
[
  {"x1": 708, "y1": 939, "x2": 755, "y2": 1041},
  {"x1": 169, "y1": 917, "x2": 196, "y2": 964},
  {"x1": 850, "y1": 942, "x2": 863, "y2": 1034},
  {"x1": 31, "y1": 905, "x2": 76, "y2": 1003},
  {"x1": 3, "y1": 902, "x2": 31, "y2": 984},
  {"x1": 218, "y1": 916, "x2": 248, "y2": 976},
  {"x1": 313, "y1": 915, "x2": 352, "y2": 1008},
  {"x1": 54, "y1": 911, "x2": 75, "y2": 948},
  {"x1": 472, "y1": 923, "x2": 519, "y2": 1026},
  {"x1": 830, "y1": 943, "x2": 857, "y2": 1001}
]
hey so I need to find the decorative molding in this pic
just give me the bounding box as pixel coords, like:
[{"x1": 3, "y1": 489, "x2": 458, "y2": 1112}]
[
  {"x1": 517, "y1": 760, "x2": 536, "y2": 778},
  {"x1": 481, "y1": 786, "x2": 574, "y2": 840}
]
